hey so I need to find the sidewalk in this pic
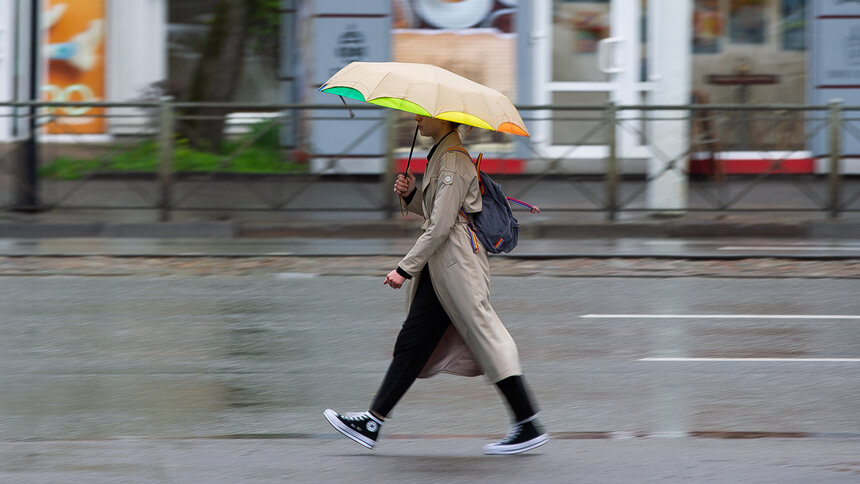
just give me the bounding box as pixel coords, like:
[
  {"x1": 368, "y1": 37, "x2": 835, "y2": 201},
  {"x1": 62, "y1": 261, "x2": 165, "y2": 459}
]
[
  {"x1": 3, "y1": 212, "x2": 860, "y2": 240},
  {"x1": 2, "y1": 177, "x2": 860, "y2": 240}
]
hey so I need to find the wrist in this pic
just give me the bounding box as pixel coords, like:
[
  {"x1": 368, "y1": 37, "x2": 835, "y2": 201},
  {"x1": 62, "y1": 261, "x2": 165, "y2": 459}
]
[{"x1": 396, "y1": 266, "x2": 412, "y2": 280}]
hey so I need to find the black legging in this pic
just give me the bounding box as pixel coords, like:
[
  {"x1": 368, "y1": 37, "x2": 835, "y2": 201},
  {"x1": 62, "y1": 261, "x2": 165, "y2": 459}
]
[{"x1": 370, "y1": 266, "x2": 537, "y2": 422}]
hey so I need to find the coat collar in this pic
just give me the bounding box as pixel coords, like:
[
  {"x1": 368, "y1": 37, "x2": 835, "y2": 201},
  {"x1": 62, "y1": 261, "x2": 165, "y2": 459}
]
[
  {"x1": 422, "y1": 130, "x2": 462, "y2": 192},
  {"x1": 427, "y1": 130, "x2": 461, "y2": 163}
]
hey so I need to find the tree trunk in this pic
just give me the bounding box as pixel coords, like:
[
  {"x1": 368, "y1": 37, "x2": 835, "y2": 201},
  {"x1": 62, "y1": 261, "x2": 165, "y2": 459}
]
[{"x1": 183, "y1": 0, "x2": 255, "y2": 152}]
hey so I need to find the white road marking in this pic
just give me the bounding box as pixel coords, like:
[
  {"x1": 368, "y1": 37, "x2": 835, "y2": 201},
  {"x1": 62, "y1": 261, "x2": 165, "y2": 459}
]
[
  {"x1": 275, "y1": 273, "x2": 318, "y2": 279},
  {"x1": 718, "y1": 246, "x2": 860, "y2": 251},
  {"x1": 582, "y1": 314, "x2": 860, "y2": 320},
  {"x1": 639, "y1": 357, "x2": 860, "y2": 362}
]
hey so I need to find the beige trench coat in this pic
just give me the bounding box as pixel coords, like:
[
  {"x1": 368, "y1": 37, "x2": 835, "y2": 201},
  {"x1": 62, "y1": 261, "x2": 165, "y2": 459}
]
[{"x1": 398, "y1": 132, "x2": 522, "y2": 383}]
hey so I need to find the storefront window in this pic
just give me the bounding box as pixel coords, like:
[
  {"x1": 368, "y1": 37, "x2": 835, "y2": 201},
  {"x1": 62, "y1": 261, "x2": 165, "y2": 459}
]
[
  {"x1": 781, "y1": 0, "x2": 805, "y2": 51},
  {"x1": 552, "y1": 0, "x2": 610, "y2": 83},
  {"x1": 693, "y1": 0, "x2": 723, "y2": 53},
  {"x1": 391, "y1": 0, "x2": 518, "y2": 148},
  {"x1": 692, "y1": 0, "x2": 807, "y2": 149},
  {"x1": 729, "y1": 0, "x2": 766, "y2": 45}
]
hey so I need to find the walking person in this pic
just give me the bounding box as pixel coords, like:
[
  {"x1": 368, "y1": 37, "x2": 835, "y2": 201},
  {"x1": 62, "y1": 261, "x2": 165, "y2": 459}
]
[{"x1": 324, "y1": 114, "x2": 548, "y2": 455}]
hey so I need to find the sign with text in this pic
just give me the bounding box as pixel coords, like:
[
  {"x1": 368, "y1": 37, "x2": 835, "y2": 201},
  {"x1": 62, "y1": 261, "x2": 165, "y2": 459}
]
[
  {"x1": 816, "y1": 0, "x2": 860, "y2": 16},
  {"x1": 312, "y1": 18, "x2": 390, "y2": 85},
  {"x1": 809, "y1": 0, "x2": 860, "y2": 163},
  {"x1": 306, "y1": 0, "x2": 391, "y2": 173},
  {"x1": 814, "y1": 22, "x2": 860, "y2": 88}
]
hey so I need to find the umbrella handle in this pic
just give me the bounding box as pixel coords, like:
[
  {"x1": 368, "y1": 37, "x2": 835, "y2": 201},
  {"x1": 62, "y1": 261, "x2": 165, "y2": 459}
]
[
  {"x1": 404, "y1": 124, "x2": 419, "y2": 175},
  {"x1": 339, "y1": 96, "x2": 355, "y2": 119}
]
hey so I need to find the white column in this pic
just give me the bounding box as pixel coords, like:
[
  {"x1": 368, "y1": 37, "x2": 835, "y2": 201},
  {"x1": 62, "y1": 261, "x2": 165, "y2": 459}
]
[
  {"x1": 646, "y1": 0, "x2": 692, "y2": 212},
  {"x1": 0, "y1": 0, "x2": 18, "y2": 141},
  {"x1": 530, "y1": 0, "x2": 552, "y2": 153},
  {"x1": 106, "y1": 0, "x2": 166, "y2": 134},
  {"x1": 610, "y1": 0, "x2": 640, "y2": 158}
]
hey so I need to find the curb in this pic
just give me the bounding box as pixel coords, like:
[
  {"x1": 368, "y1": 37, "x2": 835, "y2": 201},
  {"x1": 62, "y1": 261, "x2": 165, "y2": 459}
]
[
  {"x1": 0, "y1": 222, "x2": 236, "y2": 239},
  {"x1": 237, "y1": 220, "x2": 859, "y2": 239},
  {"x1": 0, "y1": 219, "x2": 859, "y2": 239}
]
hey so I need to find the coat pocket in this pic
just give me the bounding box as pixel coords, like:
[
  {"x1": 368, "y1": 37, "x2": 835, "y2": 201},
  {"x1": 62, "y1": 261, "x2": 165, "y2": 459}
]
[
  {"x1": 444, "y1": 241, "x2": 458, "y2": 267},
  {"x1": 442, "y1": 231, "x2": 462, "y2": 268},
  {"x1": 422, "y1": 175, "x2": 438, "y2": 194}
]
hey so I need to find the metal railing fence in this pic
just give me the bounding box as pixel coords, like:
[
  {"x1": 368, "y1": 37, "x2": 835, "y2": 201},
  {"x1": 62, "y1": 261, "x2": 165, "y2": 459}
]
[{"x1": 1, "y1": 100, "x2": 858, "y2": 221}]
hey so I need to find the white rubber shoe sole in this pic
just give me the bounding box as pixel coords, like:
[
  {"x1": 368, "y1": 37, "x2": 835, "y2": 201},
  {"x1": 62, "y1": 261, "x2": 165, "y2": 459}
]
[
  {"x1": 323, "y1": 409, "x2": 376, "y2": 449},
  {"x1": 483, "y1": 433, "x2": 550, "y2": 455}
]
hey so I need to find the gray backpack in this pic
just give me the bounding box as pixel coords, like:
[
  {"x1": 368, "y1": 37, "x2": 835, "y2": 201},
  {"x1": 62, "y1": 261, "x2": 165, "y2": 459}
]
[{"x1": 452, "y1": 150, "x2": 539, "y2": 254}]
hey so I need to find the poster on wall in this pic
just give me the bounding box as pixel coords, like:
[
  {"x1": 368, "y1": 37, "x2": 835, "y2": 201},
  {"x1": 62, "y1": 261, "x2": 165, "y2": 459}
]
[
  {"x1": 43, "y1": 0, "x2": 105, "y2": 134},
  {"x1": 693, "y1": 0, "x2": 723, "y2": 54},
  {"x1": 781, "y1": 0, "x2": 805, "y2": 51},
  {"x1": 391, "y1": 0, "x2": 517, "y2": 103},
  {"x1": 729, "y1": 0, "x2": 766, "y2": 44}
]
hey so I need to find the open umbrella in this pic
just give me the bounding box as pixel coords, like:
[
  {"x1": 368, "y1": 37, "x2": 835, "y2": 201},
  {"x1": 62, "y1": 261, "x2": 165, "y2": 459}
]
[
  {"x1": 321, "y1": 61, "x2": 540, "y2": 217},
  {"x1": 320, "y1": 62, "x2": 528, "y2": 136},
  {"x1": 319, "y1": 61, "x2": 529, "y2": 173}
]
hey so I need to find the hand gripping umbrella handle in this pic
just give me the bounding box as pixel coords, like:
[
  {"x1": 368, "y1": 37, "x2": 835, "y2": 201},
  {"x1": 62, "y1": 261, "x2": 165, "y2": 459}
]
[{"x1": 399, "y1": 124, "x2": 420, "y2": 217}]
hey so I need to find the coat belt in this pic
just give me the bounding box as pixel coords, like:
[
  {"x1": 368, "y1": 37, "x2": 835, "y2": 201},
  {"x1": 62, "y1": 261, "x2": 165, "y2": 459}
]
[{"x1": 420, "y1": 216, "x2": 470, "y2": 231}]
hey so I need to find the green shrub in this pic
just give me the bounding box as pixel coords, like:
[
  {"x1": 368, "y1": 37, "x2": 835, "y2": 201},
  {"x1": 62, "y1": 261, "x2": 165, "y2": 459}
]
[{"x1": 39, "y1": 120, "x2": 306, "y2": 179}]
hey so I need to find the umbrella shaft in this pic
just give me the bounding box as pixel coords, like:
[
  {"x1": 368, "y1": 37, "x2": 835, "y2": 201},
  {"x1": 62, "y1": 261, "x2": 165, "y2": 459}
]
[
  {"x1": 339, "y1": 96, "x2": 355, "y2": 119},
  {"x1": 404, "y1": 124, "x2": 419, "y2": 174}
]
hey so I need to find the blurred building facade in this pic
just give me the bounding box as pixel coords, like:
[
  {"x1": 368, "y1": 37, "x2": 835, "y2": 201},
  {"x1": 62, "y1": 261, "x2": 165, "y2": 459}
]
[
  {"x1": 295, "y1": 0, "x2": 823, "y2": 182},
  {"x1": 4, "y1": 0, "x2": 857, "y2": 179},
  {"x1": 0, "y1": 0, "x2": 165, "y2": 141}
]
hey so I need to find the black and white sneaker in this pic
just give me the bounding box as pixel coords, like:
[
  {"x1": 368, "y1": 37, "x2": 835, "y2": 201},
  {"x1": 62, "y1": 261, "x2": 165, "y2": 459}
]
[
  {"x1": 483, "y1": 415, "x2": 549, "y2": 455},
  {"x1": 323, "y1": 409, "x2": 382, "y2": 449}
]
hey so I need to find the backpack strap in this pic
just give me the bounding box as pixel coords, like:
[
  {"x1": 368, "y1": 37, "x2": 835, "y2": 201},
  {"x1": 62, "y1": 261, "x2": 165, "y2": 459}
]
[
  {"x1": 474, "y1": 153, "x2": 485, "y2": 194},
  {"x1": 446, "y1": 147, "x2": 485, "y2": 195},
  {"x1": 458, "y1": 209, "x2": 480, "y2": 253},
  {"x1": 506, "y1": 196, "x2": 541, "y2": 214},
  {"x1": 446, "y1": 147, "x2": 540, "y2": 214}
]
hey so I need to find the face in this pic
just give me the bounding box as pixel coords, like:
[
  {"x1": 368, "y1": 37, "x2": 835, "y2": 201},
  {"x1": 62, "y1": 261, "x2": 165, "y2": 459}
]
[{"x1": 414, "y1": 115, "x2": 453, "y2": 140}]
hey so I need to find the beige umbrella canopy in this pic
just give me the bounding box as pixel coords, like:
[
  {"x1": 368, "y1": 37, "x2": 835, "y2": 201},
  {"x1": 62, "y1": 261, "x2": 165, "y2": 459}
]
[{"x1": 319, "y1": 61, "x2": 529, "y2": 137}]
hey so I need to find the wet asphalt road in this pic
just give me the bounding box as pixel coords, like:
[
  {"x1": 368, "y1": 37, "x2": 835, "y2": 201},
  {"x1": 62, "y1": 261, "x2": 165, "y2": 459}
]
[
  {"x1": 1, "y1": 267, "x2": 859, "y2": 482},
  {"x1": 2, "y1": 237, "x2": 860, "y2": 258}
]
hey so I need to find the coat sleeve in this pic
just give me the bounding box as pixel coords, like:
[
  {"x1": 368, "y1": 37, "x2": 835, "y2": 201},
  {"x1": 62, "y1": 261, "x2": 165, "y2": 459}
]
[{"x1": 398, "y1": 164, "x2": 467, "y2": 277}]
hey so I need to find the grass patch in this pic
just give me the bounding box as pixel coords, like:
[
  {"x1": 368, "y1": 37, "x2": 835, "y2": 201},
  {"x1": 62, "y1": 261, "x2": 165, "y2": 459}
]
[{"x1": 39, "y1": 121, "x2": 307, "y2": 179}]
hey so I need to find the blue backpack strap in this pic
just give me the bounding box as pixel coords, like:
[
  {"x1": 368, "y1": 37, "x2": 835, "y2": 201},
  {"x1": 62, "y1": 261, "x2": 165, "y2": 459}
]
[
  {"x1": 458, "y1": 209, "x2": 480, "y2": 253},
  {"x1": 474, "y1": 153, "x2": 485, "y2": 194}
]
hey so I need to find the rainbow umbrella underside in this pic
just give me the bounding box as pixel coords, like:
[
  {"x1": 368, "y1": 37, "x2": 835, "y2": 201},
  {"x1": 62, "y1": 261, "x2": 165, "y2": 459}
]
[{"x1": 319, "y1": 85, "x2": 528, "y2": 137}]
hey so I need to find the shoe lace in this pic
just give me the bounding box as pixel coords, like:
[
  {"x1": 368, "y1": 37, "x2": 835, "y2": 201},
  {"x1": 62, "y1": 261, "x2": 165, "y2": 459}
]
[
  {"x1": 500, "y1": 423, "x2": 523, "y2": 444},
  {"x1": 342, "y1": 412, "x2": 368, "y2": 422}
]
